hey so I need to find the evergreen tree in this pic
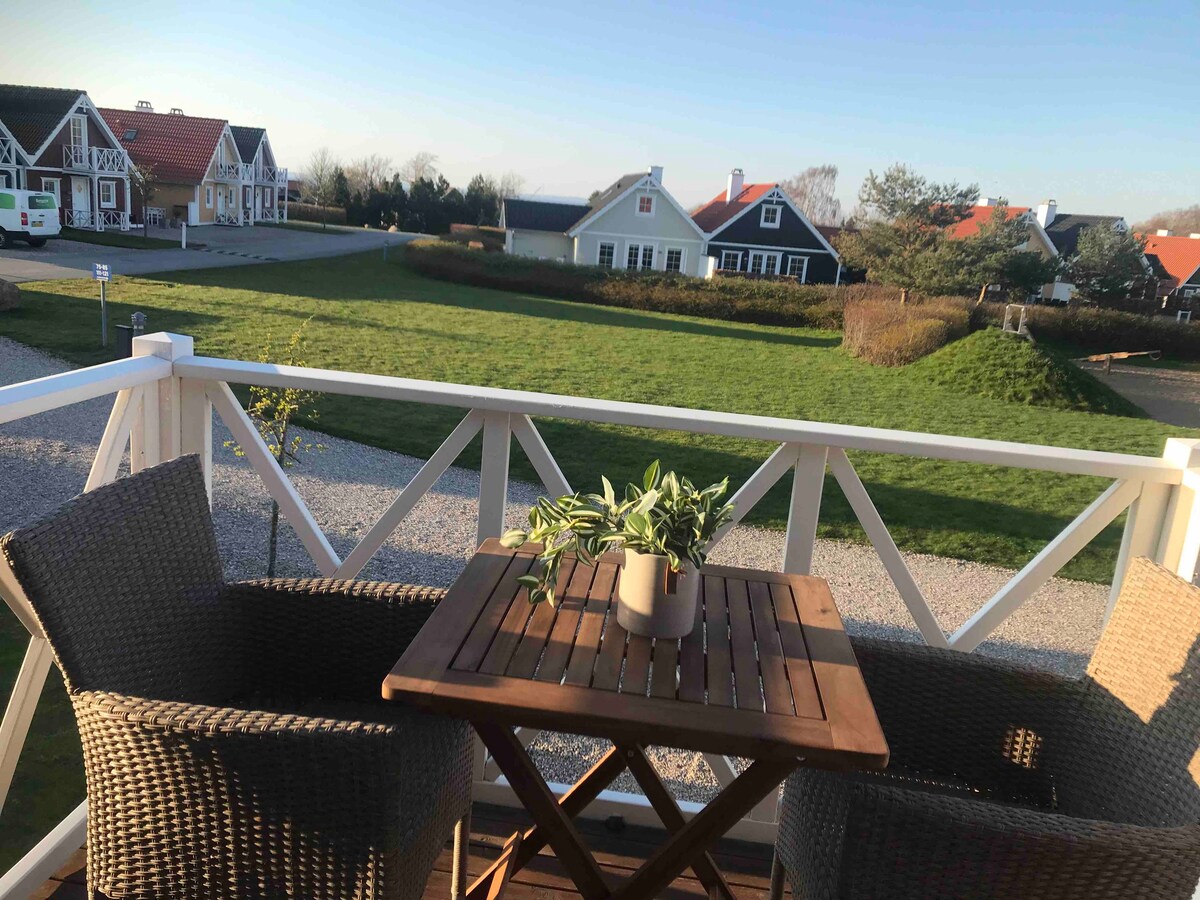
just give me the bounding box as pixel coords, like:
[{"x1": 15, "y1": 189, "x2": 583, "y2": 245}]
[{"x1": 1067, "y1": 225, "x2": 1155, "y2": 308}]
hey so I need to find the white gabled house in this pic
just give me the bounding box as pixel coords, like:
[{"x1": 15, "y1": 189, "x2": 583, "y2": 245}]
[{"x1": 566, "y1": 167, "x2": 711, "y2": 277}]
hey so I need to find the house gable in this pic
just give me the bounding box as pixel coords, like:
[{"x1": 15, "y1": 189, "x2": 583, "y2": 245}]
[
  {"x1": 568, "y1": 173, "x2": 704, "y2": 242},
  {"x1": 703, "y1": 186, "x2": 837, "y2": 255}
]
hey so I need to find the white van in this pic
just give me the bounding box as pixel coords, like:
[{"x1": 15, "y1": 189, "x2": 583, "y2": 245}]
[{"x1": 0, "y1": 189, "x2": 61, "y2": 249}]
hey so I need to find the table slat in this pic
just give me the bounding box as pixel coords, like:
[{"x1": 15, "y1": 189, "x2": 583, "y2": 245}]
[
  {"x1": 452, "y1": 553, "x2": 536, "y2": 672},
  {"x1": 725, "y1": 579, "x2": 762, "y2": 712},
  {"x1": 564, "y1": 561, "x2": 619, "y2": 687},
  {"x1": 590, "y1": 581, "x2": 628, "y2": 692},
  {"x1": 650, "y1": 635, "x2": 679, "y2": 699},
  {"x1": 533, "y1": 561, "x2": 594, "y2": 683},
  {"x1": 704, "y1": 575, "x2": 734, "y2": 707},
  {"x1": 749, "y1": 580, "x2": 793, "y2": 715},
  {"x1": 622, "y1": 631, "x2": 653, "y2": 697},
  {"x1": 769, "y1": 581, "x2": 824, "y2": 720},
  {"x1": 676, "y1": 581, "x2": 706, "y2": 704},
  {"x1": 506, "y1": 559, "x2": 577, "y2": 678}
]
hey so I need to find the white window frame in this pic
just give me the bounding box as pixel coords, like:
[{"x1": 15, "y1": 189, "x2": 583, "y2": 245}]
[
  {"x1": 787, "y1": 256, "x2": 809, "y2": 281},
  {"x1": 99, "y1": 180, "x2": 116, "y2": 209},
  {"x1": 640, "y1": 244, "x2": 655, "y2": 270},
  {"x1": 720, "y1": 250, "x2": 741, "y2": 271},
  {"x1": 635, "y1": 194, "x2": 655, "y2": 217},
  {"x1": 760, "y1": 204, "x2": 782, "y2": 228},
  {"x1": 205, "y1": 185, "x2": 213, "y2": 208},
  {"x1": 664, "y1": 247, "x2": 684, "y2": 273},
  {"x1": 749, "y1": 251, "x2": 782, "y2": 275},
  {"x1": 41, "y1": 177, "x2": 61, "y2": 206},
  {"x1": 228, "y1": 187, "x2": 236, "y2": 205},
  {"x1": 69, "y1": 115, "x2": 87, "y2": 149},
  {"x1": 626, "y1": 243, "x2": 641, "y2": 270},
  {"x1": 597, "y1": 242, "x2": 616, "y2": 269},
  {"x1": 1184, "y1": 287, "x2": 1197, "y2": 298}
]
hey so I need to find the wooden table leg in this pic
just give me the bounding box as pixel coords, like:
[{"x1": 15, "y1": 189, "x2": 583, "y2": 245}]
[
  {"x1": 467, "y1": 745, "x2": 627, "y2": 899},
  {"x1": 612, "y1": 757, "x2": 799, "y2": 900},
  {"x1": 617, "y1": 743, "x2": 735, "y2": 900},
  {"x1": 473, "y1": 721, "x2": 611, "y2": 900}
]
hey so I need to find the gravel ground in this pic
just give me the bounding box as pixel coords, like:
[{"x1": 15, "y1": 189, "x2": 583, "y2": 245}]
[
  {"x1": 1, "y1": 336, "x2": 1109, "y2": 803},
  {"x1": 1078, "y1": 360, "x2": 1200, "y2": 429}
]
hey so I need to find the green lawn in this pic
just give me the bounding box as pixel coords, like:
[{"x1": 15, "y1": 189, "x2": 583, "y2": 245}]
[
  {"x1": 0, "y1": 252, "x2": 1194, "y2": 866},
  {"x1": 60, "y1": 227, "x2": 179, "y2": 250}
]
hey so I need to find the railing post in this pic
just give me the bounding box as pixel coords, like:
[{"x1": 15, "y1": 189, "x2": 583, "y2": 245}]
[
  {"x1": 1106, "y1": 480, "x2": 1172, "y2": 620},
  {"x1": 783, "y1": 443, "x2": 827, "y2": 575},
  {"x1": 477, "y1": 411, "x2": 511, "y2": 546},
  {"x1": 1158, "y1": 439, "x2": 1200, "y2": 582},
  {"x1": 131, "y1": 333, "x2": 193, "y2": 473}
]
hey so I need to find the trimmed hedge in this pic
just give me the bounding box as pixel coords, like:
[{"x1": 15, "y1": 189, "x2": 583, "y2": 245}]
[
  {"x1": 400, "y1": 241, "x2": 899, "y2": 330},
  {"x1": 287, "y1": 203, "x2": 348, "y2": 226},
  {"x1": 979, "y1": 304, "x2": 1200, "y2": 360},
  {"x1": 843, "y1": 297, "x2": 970, "y2": 366}
]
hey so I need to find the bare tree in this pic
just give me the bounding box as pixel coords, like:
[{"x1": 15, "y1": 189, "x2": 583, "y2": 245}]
[
  {"x1": 304, "y1": 147, "x2": 339, "y2": 228},
  {"x1": 1135, "y1": 204, "x2": 1200, "y2": 236},
  {"x1": 781, "y1": 164, "x2": 843, "y2": 226},
  {"x1": 398, "y1": 151, "x2": 439, "y2": 184},
  {"x1": 345, "y1": 153, "x2": 393, "y2": 196},
  {"x1": 128, "y1": 162, "x2": 158, "y2": 235},
  {"x1": 498, "y1": 171, "x2": 526, "y2": 200}
]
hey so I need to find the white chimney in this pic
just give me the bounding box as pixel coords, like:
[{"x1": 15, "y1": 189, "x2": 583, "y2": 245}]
[
  {"x1": 726, "y1": 168, "x2": 745, "y2": 202},
  {"x1": 1191, "y1": 234, "x2": 1200, "y2": 240},
  {"x1": 1036, "y1": 200, "x2": 1057, "y2": 228},
  {"x1": 648, "y1": 165, "x2": 663, "y2": 184},
  {"x1": 978, "y1": 197, "x2": 997, "y2": 207},
  {"x1": 1157, "y1": 229, "x2": 1174, "y2": 236},
  {"x1": 135, "y1": 100, "x2": 153, "y2": 112}
]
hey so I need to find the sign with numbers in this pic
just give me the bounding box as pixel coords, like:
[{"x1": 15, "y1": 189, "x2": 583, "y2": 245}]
[{"x1": 92, "y1": 263, "x2": 110, "y2": 282}]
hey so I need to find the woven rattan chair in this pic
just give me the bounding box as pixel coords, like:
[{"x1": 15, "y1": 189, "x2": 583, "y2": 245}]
[
  {"x1": 771, "y1": 556, "x2": 1200, "y2": 899},
  {"x1": 0, "y1": 455, "x2": 473, "y2": 900}
]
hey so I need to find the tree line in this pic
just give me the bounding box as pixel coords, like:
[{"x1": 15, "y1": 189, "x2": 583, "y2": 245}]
[{"x1": 302, "y1": 148, "x2": 524, "y2": 233}]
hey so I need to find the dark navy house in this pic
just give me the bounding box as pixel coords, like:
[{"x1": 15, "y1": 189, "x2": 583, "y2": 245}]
[{"x1": 693, "y1": 169, "x2": 842, "y2": 284}]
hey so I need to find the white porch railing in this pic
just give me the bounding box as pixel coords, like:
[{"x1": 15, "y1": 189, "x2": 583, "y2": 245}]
[
  {"x1": 62, "y1": 208, "x2": 93, "y2": 229},
  {"x1": 96, "y1": 210, "x2": 128, "y2": 231},
  {"x1": 257, "y1": 206, "x2": 279, "y2": 223},
  {"x1": 1, "y1": 333, "x2": 1198, "y2": 896},
  {"x1": 214, "y1": 210, "x2": 240, "y2": 226}
]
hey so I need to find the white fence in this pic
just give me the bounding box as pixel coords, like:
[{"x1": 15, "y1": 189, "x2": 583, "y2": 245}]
[{"x1": 0, "y1": 333, "x2": 1198, "y2": 896}]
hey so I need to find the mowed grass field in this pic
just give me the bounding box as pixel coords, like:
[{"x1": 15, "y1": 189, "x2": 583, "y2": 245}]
[{"x1": 0, "y1": 251, "x2": 1194, "y2": 866}]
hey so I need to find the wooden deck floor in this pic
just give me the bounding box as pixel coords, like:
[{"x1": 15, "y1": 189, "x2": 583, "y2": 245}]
[{"x1": 33, "y1": 802, "x2": 779, "y2": 898}]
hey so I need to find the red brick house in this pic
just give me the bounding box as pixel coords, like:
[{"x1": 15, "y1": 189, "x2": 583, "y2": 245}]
[{"x1": 0, "y1": 84, "x2": 132, "y2": 231}]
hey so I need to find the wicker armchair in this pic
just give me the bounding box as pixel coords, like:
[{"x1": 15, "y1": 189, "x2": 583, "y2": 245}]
[
  {"x1": 772, "y1": 557, "x2": 1200, "y2": 899},
  {"x1": 0, "y1": 456, "x2": 473, "y2": 900}
]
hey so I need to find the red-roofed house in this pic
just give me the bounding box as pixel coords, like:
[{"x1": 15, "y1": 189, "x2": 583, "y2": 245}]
[
  {"x1": 693, "y1": 169, "x2": 842, "y2": 283},
  {"x1": 101, "y1": 102, "x2": 245, "y2": 227},
  {"x1": 1142, "y1": 231, "x2": 1200, "y2": 311},
  {"x1": 0, "y1": 84, "x2": 132, "y2": 231},
  {"x1": 945, "y1": 198, "x2": 1068, "y2": 301}
]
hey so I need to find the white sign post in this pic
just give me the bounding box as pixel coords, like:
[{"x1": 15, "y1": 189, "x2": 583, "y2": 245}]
[{"x1": 92, "y1": 263, "x2": 110, "y2": 347}]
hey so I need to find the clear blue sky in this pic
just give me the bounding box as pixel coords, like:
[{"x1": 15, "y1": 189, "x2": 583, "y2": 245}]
[{"x1": 4, "y1": 0, "x2": 1196, "y2": 222}]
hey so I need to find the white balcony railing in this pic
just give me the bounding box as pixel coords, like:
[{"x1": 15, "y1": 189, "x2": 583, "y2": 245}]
[
  {"x1": 0, "y1": 333, "x2": 1198, "y2": 896},
  {"x1": 215, "y1": 162, "x2": 241, "y2": 182},
  {"x1": 62, "y1": 146, "x2": 128, "y2": 174},
  {"x1": 62, "y1": 208, "x2": 93, "y2": 228},
  {"x1": 257, "y1": 164, "x2": 288, "y2": 186}
]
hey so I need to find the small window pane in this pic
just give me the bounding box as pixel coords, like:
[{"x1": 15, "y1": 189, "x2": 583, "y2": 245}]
[
  {"x1": 598, "y1": 243, "x2": 615, "y2": 268},
  {"x1": 640, "y1": 245, "x2": 654, "y2": 270},
  {"x1": 765, "y1": 255, "x2": 778, "y2": 276},
  {"x1": 788, "y1": 257, "x2": 806, "y2": 277},
  {"x1": 638, "y1": 195, "x2": 653, "y2": 214},
  {"x1": 665, "y1": 248, "x2": 682, "y2": 272},
  {"x1": 627, "y1": 245, "x2": 640, "y2": 270},
  {"x1": 720, "y1": 251, "x2": 740, "y2": 271},
  {"x1": 750, "y1": 253, "x2": 764, "y2": 275}
]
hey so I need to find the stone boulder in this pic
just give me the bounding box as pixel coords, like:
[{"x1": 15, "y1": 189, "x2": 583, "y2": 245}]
[{"x1": 0, "y1": 278, "x2": 19, "y2": 312}]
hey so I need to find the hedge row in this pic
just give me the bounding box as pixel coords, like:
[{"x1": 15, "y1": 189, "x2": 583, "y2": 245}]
[
  {"x1": 843, "y1": 298, "x2": 971, "y2": 366},
  {"x1": 400, "y1": 241, "x2": 898, "y2": 330},
  {"x1": 287, "y1": 203, "x2": 348, "y2": 226},
  {"x1": 399, "y1": 242, "x2": 1200, "y2": 359}
]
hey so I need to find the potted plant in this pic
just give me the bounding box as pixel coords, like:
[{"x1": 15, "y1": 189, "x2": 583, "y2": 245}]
[{"x1": 500, "y1": 461, "x2": 734, "y2": 639}]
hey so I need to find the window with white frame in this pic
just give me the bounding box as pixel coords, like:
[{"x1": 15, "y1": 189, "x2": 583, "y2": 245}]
[
  {"x1": 787, "y1": 256, "x2": 808, "y2": 280},
  {"x1": 41, "y1": 177, "x2": 60, "y2": 206},
  {"x1": 749, "y1": 252, "x2": 765, "y2": 275},
  {"x1": 640, "y1": 245, "x2": 655, "y2": 270},
  {"x1": 760, "y1": 205, "x2": 781, "y2": 228},
  {"x1": 720, "y1": 250, "x2": 741, "y2": 271},
  {"x1": 205, "y1": 186, "x2": 213, "y2": 208},
  {"x1": 228, "y1": 187, "x2": 236, "y2": 205},
  {"x1": 99, "y1": 181, "x2": 116, "y2": 209},
  {"x1": 598, "y1": 242, "x2": 615, "y2": 268},
  {"x1": 665, "y1": 248, "x2": 683, "y2": 273},
  {"x1": 636, "y1": 194, "x2": 655, "y2": 216},
  {"x1": 69, "y1": 115, "x2": 86, "y2": 148},
  {"x1": 627, "y1": 244, "x2": 641, "y2": 270},
  {"x1": 764, "y1": 254, "x2": 778, "y2": 276}
]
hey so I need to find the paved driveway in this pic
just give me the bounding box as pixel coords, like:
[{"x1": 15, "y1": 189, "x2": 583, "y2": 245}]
[
  {"x1": 1078, "y1": 361, "x2": 1200, "y2": 428},
  {"x1": 0, "y1": 224, "x2": 423, "y2": 283}
]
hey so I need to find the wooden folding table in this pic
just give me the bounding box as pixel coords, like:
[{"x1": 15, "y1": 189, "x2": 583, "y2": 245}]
[{"x1": 383, "y1": 539, "x2": 888, "y2": 899}]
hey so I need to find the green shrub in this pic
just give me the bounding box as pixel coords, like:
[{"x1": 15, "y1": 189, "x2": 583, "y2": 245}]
[
  {"x1": 401, "y1": 242, "x2": 911, "y2": 330},
  {"x1": 979, "y1": 303, "x2": 1200, "y2": 360},
  {"x1": 843, "y1": 297, "x2": 969, "y2": 365},
  {"x1": 913, "y1": 329, "x2": 1143, "y2": 416},
  {"x1": 287, "y1": 203, "x2": 348, "y2": 226}
]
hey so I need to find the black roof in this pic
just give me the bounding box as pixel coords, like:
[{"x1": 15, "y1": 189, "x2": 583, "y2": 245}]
[
  {"x1": 0, "y1": 84, "x2": 85, "y2": 156},
  {"x1": 567, "y1": 172, "x2": 646, "y2": 232},
  {"x1": 502, "y1": 198, "x2": 589, "y2": 232},
  {"x1": 1044, "y1": 213, "x2": 1124, "y2": 256},
  {"x1": 229, "y1": 125, "x2": 265, "y2": 163}
]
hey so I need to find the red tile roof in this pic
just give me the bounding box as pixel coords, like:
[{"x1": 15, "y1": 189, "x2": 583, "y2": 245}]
[
  {"x1": 99, "y1": 108, "x2": 227, "y2": 184},
  {"x1": 1140, "y1": 233, "x2": 1200, "y2": 290},
  {"x1": 946, "y1": 204, "x2": 1031, "y2": 239},
  {"x1": 691, "y1": 183, "x2": 776, "y2": 233}
]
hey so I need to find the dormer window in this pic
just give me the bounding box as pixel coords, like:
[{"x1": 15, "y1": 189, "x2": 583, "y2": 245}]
[
  {"x1": 761, "y1": 204, "x2": 781, "y2": 228},
  {"x1": 636, "y1": 195, "x2": 655, "y2": 216}
]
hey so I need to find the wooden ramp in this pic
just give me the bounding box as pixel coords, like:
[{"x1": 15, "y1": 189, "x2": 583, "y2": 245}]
[{"x1": 33, "y1": 802, "x2": 778, "y2": 898}]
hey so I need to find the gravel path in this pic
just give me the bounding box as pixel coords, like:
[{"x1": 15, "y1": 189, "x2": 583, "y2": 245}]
[
  {"x1": 1077, "y1": 360, "x2": 1200, "y2": 428},
  {"x1": 1, "y1": 336, "x2": 1110, "y2": 803}
]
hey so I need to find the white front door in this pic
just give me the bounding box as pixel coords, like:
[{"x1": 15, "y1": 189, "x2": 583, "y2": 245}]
[
  {"x1": 71, "y1": 177, "x2": 91, "y2": 224},
  {"x1": 216, "y1": 188, "x2": 226, "y2": 218}
]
